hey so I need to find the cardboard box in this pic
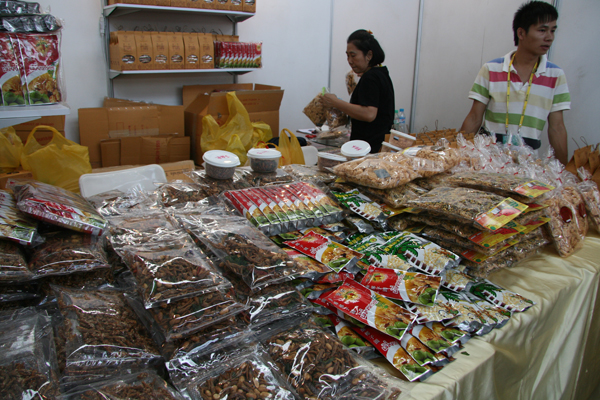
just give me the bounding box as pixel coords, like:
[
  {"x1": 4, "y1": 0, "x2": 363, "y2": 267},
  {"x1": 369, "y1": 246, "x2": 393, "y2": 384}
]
[
  {"x1": 0, "y1": 170, "x2": 33, "y2": 190},
  {"x1": 183, "y1": 83, "x2": 283, "y2": 164},
  {"x1": 79, "y1": 98, "x2": 185, "y2": 168},
  {"x1": 100, "y1": 135, "x2": 190, "y2": 167}
]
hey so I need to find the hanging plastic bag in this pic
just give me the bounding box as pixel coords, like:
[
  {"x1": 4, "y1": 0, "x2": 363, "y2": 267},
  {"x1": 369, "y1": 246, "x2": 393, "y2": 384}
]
[
  {"x1": 20, "y1": 125, "x2": 92, "y2": 193},
  {"x1": 277, "y1": 128, "x2": 305, "y2": 166},
  {"x1": 201, "y1": 91, "x2": 273, "y2": 165},
  {"x1": 0, "y1": 126, "x2": 23, "y2": 171}
]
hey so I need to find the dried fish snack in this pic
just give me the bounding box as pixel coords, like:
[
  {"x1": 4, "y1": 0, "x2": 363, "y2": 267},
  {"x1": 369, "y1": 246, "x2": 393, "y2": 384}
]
[
  {"x1": 58, "y1": 370, "x2": 186, "y2": 400},
  {"x1": 158, "y1": 181, "x2": 209, "y2": 208},
  {"x1": 27, "y1": 230, "x2": 111, "y2": 278},
  {"x1": 86, "y1": 189, "x2": 163, "y2": 217},
  {"x1": 405, "y1": 186, "x2": 528, "y2": 232},
  {"x1": 0, "y1": 309, "x2": 60, "y2": 399},
  {"x1": 469, "y1": 279, "x2": 535, "y2": 313},
  {"x1": 542, "y1": 186, "x2": 586, "y2": 257},
  {"x1": 188, "y1": 169, "x2": 251, "y2": 197},
  {"x1": 0, "y1": 238, "x2": 33, "y2": 281},
  {"x1": 52, "y1": 286, "x2": 162, "y2": 388},
  {"x1": 361, "y1": 265, "x2": 442, "y2": 306},
  {"x1": 242, "y1": 168, "x2": 296, "y2": 187},
  {"x1": 353, "y1": 325, "x2": 433, "y2": 382},
  {"x1": 0, "y1": 189, "x2": 42, "y2": 245},
  {"x1": 447, "y1": 171, "x2": 554, "y2": 201},
  {"x1": 38, "y1": 268, "x2": 115, "y2": 297},
  {"x1": 333, "y1": 153, "x2": 421, "y2": 189},
  {"x1": 262, "y1": 318, "x2": 379, "y2": 399},
  {"x1": 387, "y1": 213, "x2": 416, "y2": 232},
  {"x1": 10, "y1": 180, "x2": 107, "y2": 235},
  {"x1": 324, "y1": 279, "x2": 416, "y2": 341},
  {"x1": 281, "y1": 164, "x2": 338, "y2": 184}
]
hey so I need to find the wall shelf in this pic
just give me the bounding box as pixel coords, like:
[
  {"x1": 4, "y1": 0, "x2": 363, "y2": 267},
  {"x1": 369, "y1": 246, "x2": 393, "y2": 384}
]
[
  {"x1": 103, "y1": 4, "x2": 254, "y2": 23},
  {"x1": 0, "y1": 103, "x2": 70, "y2": 129},
  {"x1": 109, "y1": 68, "x2": 257, "y2": 79}
]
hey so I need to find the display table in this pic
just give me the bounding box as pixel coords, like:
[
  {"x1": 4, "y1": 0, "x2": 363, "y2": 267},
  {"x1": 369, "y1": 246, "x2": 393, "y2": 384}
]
[{"x1": 394, "y1": 233, "x2": 600, "y2": 400}]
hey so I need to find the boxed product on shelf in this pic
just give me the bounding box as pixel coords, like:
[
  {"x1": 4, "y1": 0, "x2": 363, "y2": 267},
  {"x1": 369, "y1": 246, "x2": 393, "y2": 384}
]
[
  {"x1": 134, "y1": 31, "x2": 154, "y2": 70},
  {"x1": 214, "y1": 41, "x2": 262, "y2": 68},
  {"x1": 79, "y1": 97, "x2": 185, "y2": 168},
  {"x1": 109, "y1": 31, "x2": 137, "y2": 71},
  {"x1": 183, "y1": 83, "x2": 283, "y2": 164},
  {"x1": 167, "y1": 32, "x2": 185, "y2": 69},
  {"x1": 182, "y1": 32, "x2": 199, "y2": 69},
  {"x1": 243, "y1": 0, "x2": 255, "y2": 13},
  {"x1": 100, "y1": 134, "x2": 190, "y2": 167},
  {"x1": 197, "y1": 32, "x2": 214, "y2": 68},
  {"x1": 150, "y1": 31, "x2": 169, "y2": 69}
]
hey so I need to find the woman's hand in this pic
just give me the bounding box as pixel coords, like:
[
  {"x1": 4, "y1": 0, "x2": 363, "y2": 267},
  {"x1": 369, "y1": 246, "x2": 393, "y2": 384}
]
[{"x1": 321, "y1": 93, "x2": 339, "y2": 108}]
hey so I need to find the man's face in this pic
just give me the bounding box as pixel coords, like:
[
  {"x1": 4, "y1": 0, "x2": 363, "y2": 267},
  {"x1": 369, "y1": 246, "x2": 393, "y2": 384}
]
[{"x1": 518, "y1": 20, "x2": 557, "y2": 56}]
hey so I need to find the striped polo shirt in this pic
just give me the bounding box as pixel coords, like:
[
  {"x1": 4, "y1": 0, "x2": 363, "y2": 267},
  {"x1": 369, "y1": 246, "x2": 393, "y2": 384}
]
[{"x1": 468, "y1": 51, "x2": 571, "y2": 140}]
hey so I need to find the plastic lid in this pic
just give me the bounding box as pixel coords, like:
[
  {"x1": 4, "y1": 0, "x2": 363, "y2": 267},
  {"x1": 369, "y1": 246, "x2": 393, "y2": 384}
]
[
  {"x1": 318, "y1": 152, "x2": 347, "y2": 161},
  {"x1": 247, "y1": 148, "x2": 282, "y2": 159},
  {"x1": 389, "y1": 129, "x2": 416, "y2": 140},
  {"x1": 400, "y1": 108, "x2": 404, "y2": 112},
  {"x1": 203, "y1": 150, "x2": 241, "y2": 167},
  {"x1": 341, "y1": 140, "x2": 371, "y2": 157}
]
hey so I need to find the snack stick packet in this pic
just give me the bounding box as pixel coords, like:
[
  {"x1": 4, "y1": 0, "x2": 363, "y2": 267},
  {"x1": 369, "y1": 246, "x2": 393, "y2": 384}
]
[
  {"x1": 353, "y1": 325, "x2": 434, "y2": 382},
  {"x1": 222, "y1": 190, "x2": 271, "y2": 234},
  {"x1": 258, "y1": 186, "x2": 303, "y2": 229},
  {"x1": 241, "y1": 187, "x2": 287, "y2": 231},
  {"x1": 469, "y1": 279, "x2": 535, "y2": 313},
  {"x1": 285, "y1": 231, "x2": 362, "y2": 274},
  {"x1": 361, "y1": 265, "x2": 441, "y2": 307},
  {"x1": 408, "y1": 324, "x2": 460, "y2": 357},
  {"x1": 323, "y1": 278, "x2": 417, "y2": 341}
]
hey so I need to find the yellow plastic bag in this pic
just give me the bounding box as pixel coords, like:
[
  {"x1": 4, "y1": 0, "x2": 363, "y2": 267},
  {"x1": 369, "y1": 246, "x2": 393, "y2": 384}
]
[
  {"x1": 20, "y1": 125, "x2": 92, "y2": 193},
  {"x1": 0, "y1": 127, "x2": 23, "y2": 172},
  {"x1": 201, "y1": 92, "x2": 273, "y2": 165},
  {"x1": 278, "y1": 129, "x2": 305, "y2": 166}
]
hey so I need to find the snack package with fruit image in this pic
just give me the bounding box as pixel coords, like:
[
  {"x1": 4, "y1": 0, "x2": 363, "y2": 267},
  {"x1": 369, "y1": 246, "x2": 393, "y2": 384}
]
[
  {"x1": 469, "y1": 279, "x2": 535, "y2": 313},
  {"x1": 466, "y1": 292, "x2": 511, "y2": 329},
  {"x1": 361, "y1": 265, "x2": 441, "y2": 306},
  {"x1": 425, "y1": 321, "x2": 470, "y2": 345},
  {"x1": 399, "y1": 331, "x2": 449, "y2": 367},
  {"x1": 0, "y1": 33, "x2": 27, "y2": 105},
  {"x1": 323, "y1": 279, "x2": 416, "y2": 341},
  {"x1": 403, "y1": 298, "x2": 460, "y2": 324},
  {"x1": 325, "y1": 313, "x2": 378, "y2": 359},
  {"x1": 353, "y1": 325, "x2": 434, "y2": 382},
  {"x1": 408, "y1": 323, "x2": 460, "y2": 357},
  {"x1": 437, "y1": 289, "x2": 491, "y2": 335}
]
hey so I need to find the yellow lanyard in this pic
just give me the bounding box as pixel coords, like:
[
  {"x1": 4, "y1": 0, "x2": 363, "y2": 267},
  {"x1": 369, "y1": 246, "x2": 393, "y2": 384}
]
[{"x1": 506, "y1": 53, "x2": 538, "y2": 135}]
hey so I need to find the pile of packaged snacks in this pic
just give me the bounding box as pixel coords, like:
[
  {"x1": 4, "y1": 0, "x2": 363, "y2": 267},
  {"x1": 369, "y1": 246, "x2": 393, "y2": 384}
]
[{"x1": 0, "y1": 189, "x2": 42, "y2": 246}]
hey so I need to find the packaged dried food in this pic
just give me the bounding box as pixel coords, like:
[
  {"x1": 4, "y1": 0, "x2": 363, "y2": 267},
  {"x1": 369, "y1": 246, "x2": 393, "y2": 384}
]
[
  {"x1": 86, "y1": 188, "x2": 163, "y2": 217},
  {"x1": 577, "y1": 166, "x2": 600, "y2": 233},
  {"x1": 442, "y1": 268, "x2": 476, "y2": 292},
  {"x1": 27, "y1": 230, "x2": 111, "y2": 278},
  {"x1": 0, "y1": 189, "x2": 42, "y2": 245},
  {"x1": 203, "y1": 150, "x2": 241, "y2": 180},
  {"x1": 240, "y1": 187, "x2": 285, "y2": 232},
  {"x1": 285, "y1": 231, "x2": 363, "y2": 274},
  {"x1": 401, "y1": 145, "x2": 460, "y2": 177},
  {"x1": 469, "y1": 279, "x2": 535, "y2": 313},
  {"x1": 344, "y1": 215, "x2": 375, "y2": 234},
  {"x1": 325, "y1": 106, "x2": 349, "y2": 129},
  {"x1": 332, "y1": 188, "x2": 387, "y2": 226},
  {"x1": 420, "y1": 225, "x2": 516, "y2": 256},
  {"x1": 107, "y1": 211, "x2": 178, "y2": 242},
  {"x1": 303, "y1": 92, "x2": 327, "y2": 126},
  {"x1": 260, "y1": 185, "x2": 306, "y2": 229},
  {"x1": 39, "y1": 268, "x2": 115, "y2": 297},
  {"x1": 0, "y1": 1, "x2": 42, "y2": 16},
  {"x1": 353, "y1": 325, "x2": 433, "y2": 382},
  {"x1": 52, "y1": 286, "x2": 162, "y2": 388},
  {"x1": 10, "y1": 180, "x2": 107, "y2": 235},
  {"x1": 399, "y1": 331, "x2": 449, "y2": 367},
  {"x1": 283, "y1": 247, "x2": 333, "y2": 277},
  {"x1": 436, "y1": 289, "x2": 488, "y2": 334},
  {"x1": 367, "y1": 231, "x2": 459, "y2": 275},
  {"x1": 158, "y1": 181, "x2": 209, "y2": 208},
  {"x1": 408, "y1": 324, "x2": 459, "y2": 356},
  {"x1": 405, "y1": 186, "x2": 529, "y2": 232},
  {"x1": 58, "y1": 370, "x2": 186, "y2": 400},
  {"x1": 361, "y1": 265, "x2": 441, "y2": 306},
  {"x1": 426, "y1": 321, "x2": 470, "y2": 345},
  {"x1": 244, "y1": 282, "x2": 312, "y2": 329},
  {"x1": 260, "y1": 317, "x2": 380, "y2": 399},
  {"x1": 411, "y1": 171, "x2": 456, "y2": 191},
  {"x1": 542, "y1": 186, "x2": 586, "y2": 257},
  {"x1": 126, "y1": 289, "x2": 247, "y2": 343},
  {"x1": 466, "y1": 292, "x2": 511, "y2": 330},
  {"x1": 247, "y1": 148, "x2": 281, "y2": 173},
  {"x1": 355, "y1": 183, "x2": 427, "y2": 209},
  {"x1": 223, "y1": 189, "x2": 272, "y2": 234},
  {"x1": 188, "y1": 169, "x2": 251, "y2": 197},
  {"x1": 324, "y1": 279, "x2": 416, "y2": 341},
  {"x1": 447, "y1": 171, "x2": 555, "y2": 201},
  {"x1": 333, "y1": 153, "x2": 422, "y2": 189},
  {"x1": 282, "y1": 163, "x2": 338, "y2": 184},
  {"x1": 325, "y1": 313, "x2": 376, "y2": 358},
  {"x1": 0, "y1": 308, "x2": 60, "y2": 399},
  {"x1": 291, "y1": 181, "x2": 344, "y2": 222},
  {"x1": 0, "y1": 238, "x2": 33, "y2": 281},
  {"x1": 181, "y1": 214, "x2": 301, "y2": 291},
  {"x1": 116, "y1": 230, "x2": 230, "y2": 309},
  {"x1": 282, "y1": 183, "x2": 326, "y2": 224}
]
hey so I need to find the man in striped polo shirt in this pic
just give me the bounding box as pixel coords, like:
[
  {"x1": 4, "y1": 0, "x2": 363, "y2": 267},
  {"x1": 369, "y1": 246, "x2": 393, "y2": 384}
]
[{"x1": 460, "y1": 1, "x2": 570, "y2": 164}]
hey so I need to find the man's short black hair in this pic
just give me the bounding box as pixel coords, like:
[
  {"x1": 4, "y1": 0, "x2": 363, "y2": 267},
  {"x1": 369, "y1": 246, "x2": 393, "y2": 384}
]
[{"x1": 513, "y1": 1, "x2": 558, "y2": 45}]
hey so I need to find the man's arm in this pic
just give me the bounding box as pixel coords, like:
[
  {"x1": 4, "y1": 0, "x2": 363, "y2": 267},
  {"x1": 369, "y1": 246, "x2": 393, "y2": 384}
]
[
  {"x1": 548, "y1": 110, "x2": 568, "y2": 165},
  {"x1": 460, "y1": 100, "x2": 487, "y2": 133}
]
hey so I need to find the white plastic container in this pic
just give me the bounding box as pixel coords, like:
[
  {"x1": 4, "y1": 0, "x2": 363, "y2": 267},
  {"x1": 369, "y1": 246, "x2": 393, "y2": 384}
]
[
  {"x1": 317, "y1": 152, "x2": 347, "y2": 171},
  {"x1": 202, "y1": 150, "x2": 241, "y2": 179},
  {"x1": 247, "y1": 148, "x2": 281, "y2": 173},
  {"x1": 341, "y1": 140, "x2": 371, "y2": 160},
  {"x1": 380, "y1": 141, "x2": 403, "y2": 153}
]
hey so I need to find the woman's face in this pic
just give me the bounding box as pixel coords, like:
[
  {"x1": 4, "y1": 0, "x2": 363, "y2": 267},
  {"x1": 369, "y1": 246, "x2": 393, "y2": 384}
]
[{"x1": 346, "y1": 42, "x2": 371, "y2": 76}]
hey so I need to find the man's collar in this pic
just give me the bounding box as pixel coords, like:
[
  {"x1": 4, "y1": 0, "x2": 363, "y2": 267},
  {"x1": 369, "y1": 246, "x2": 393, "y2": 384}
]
[{"x1": 503, "y1": 50, "x2": 548, "y2": 76}]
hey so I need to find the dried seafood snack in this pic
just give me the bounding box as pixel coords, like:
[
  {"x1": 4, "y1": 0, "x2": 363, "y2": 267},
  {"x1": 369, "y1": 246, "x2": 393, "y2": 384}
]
[
  {"x1": 405, "y1": 186, "x2": 528, "y2": 232},
  {"x1": 86, "y1": 189, "x2": 163, "y2": 217},
  {"x1": 244, "y1": 282, "x2": 312, "y2": 329},
  {"x1": 52, "y1": 286, "x2": 161, "y2": 389},
  {"x1": 28, "y1": 230, "x2": 111, "y2": 278},
  {"x1": 0, "y1": 238, "x2": 33, "y2": 281},
  {"x1": 420, "y1": 225, "x2": 516, "y2": 256},
  {"x1": 59, "y1": 370, "x2": 185, "y2": 400},
  {"x1": 242, "y1": 168, "x2": 296, "y2": 187},
  {"x1": 542, "y1": 186, "x2": 586, "y2": 257},
  {"x1": 0, "y1": 189, "x2": 42, "y2": 245},
  {"x1": 188, "y1": 169, "x2": 251, "y2": 197},
  {"x1": 303, "y1": 92, "x2": 327, "y2": 126},
  {"x1": 117, "y1": 232, "x2": 229, "y2": 308},
  {"x1": 262, "y1": 319, "x2": 376, "y2": 399},
  {"x1": 281, "y1": 164, "x2": 338, "y2": 184},
  {"x1": 10, "y1": 180, "x2": 107, "y2": 235},
  {"x1": 333, "y1": 153, "x2": 421, "y2": 189},
  {"x1": 107, "y1": 211, "x2": 178, "y2": 242},
  {"x1": 285, "y1": 231, "x2": 362, "y2": 274},
  {"x1": 361, "y1": 265, "x2": 442, "y2": 306},
  {"x1": 353, "y1": 325, "x2": 433, "y2": 382},
  {"x1": 158, "y1": 181, "x2": 208, "y2": 207},
  {"x1": 0, "y1": 310, "x2": 60, "y2": 399},
  {"x1": 324, "y1": 279, "x2": 416, "y2": 341},
  {"x1": 469, "y1": 279, "x2": 535, "y2": 313},
  {"x1": 447, "y1": 171, "x2": 554, "y2": 201}
]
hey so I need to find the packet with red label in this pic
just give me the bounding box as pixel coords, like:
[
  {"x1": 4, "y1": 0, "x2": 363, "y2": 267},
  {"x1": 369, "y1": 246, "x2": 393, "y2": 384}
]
[
  {"x1": 325, "y1": 313, "x2": 377, "y2": 359},
  {"x1": 408, "y1": 323, "x2": 459, "y2": 356},
  {"x1": 223, "y1": 190, "x2": 271, "y2": 234},
  {"x1": 285, "y1": 231, "x2": 362, "y2": 274},
  {"x1": 361, "y1": 265, "x2": 441, "y2": 306}
]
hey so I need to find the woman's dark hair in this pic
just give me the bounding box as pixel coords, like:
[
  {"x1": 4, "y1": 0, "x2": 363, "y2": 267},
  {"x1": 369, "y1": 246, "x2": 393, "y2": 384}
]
[
  {"x1": 513, "y1": 1, "x2": 558, "y2": 45},
  {"x1": 347, "y1": 29, "x2": 385, "y2": 67}
]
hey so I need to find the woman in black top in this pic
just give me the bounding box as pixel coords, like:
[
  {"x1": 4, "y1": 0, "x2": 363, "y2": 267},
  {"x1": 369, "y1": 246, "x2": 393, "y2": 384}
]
[{"x1": 321, "y1": 29, "x2": 395, "y2": 153}]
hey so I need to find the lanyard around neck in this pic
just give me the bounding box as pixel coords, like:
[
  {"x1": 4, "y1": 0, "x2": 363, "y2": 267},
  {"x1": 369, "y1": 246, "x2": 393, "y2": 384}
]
[{"x1": 506, "y1": 53, "x2": 538, "y2": 135}]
